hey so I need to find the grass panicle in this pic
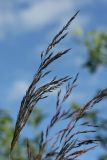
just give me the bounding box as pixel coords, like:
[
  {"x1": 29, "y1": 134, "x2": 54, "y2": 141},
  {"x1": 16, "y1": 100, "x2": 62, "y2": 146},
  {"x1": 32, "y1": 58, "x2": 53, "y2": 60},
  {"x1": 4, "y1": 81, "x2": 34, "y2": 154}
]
[
  {"x1": 11, "y1": 11, "x2": 80, "y2": 152},
  {"x1": 10, "y1": 10, "x2": 107, "y2": 160}
]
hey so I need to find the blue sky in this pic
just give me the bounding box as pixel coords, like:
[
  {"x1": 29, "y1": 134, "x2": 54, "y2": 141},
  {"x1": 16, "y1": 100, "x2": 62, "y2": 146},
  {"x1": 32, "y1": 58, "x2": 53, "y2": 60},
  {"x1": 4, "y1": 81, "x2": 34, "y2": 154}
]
[{"x1": 0, "y1": 0, "x2": 107, "y2": 159}]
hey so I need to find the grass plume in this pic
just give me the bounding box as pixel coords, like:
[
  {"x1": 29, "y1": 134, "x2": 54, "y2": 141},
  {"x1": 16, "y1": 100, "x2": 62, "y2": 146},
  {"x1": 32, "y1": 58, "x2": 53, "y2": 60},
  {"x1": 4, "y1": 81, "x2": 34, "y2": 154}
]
[{"x1": 10, "y1": 10, "x2": 107, "y2": 160}]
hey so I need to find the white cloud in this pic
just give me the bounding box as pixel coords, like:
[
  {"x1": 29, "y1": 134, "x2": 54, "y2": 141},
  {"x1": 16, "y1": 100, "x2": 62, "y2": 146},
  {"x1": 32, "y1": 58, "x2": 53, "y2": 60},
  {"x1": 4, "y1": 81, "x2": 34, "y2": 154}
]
[
  {"x1": 0, "y1": 0, "x2": 91, "y2": 40},
  {"x1": 19, "y1": 0, "x2": 72, "y2": 29},
  {"x1": 0, "y1": 1, "x2": 72, "y2": 37},
  {"x1": 73, "y1": 56, "x2": 84, "y2": 67},
  {"x1": 8, "y1": 80, "x2": 29, "y2": 101}
]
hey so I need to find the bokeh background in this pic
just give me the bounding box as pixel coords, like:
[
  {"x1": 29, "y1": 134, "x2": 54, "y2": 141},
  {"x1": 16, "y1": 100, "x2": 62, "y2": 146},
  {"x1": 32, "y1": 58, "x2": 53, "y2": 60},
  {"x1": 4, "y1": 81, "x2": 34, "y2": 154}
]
[{"x1": 0, "y1": 0, "x2": 107, "y2": 160}]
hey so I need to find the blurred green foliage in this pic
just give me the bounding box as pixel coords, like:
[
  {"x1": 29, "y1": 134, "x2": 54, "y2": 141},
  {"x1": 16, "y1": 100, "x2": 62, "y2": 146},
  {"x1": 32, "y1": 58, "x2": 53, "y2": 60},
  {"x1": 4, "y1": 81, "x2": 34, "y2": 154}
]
[
  {"x1": 0, "y1": 108, "x2": 44, "y2": 159},
  {"x1": 72, "y1": 28, "x2": 107, "y2": 160},
  {"x1": 84, "y1": 30, "x2": 107, "y2": 72},
  {"x1": 74, "y1": 28, "x2": 107, "y2": 72}
]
